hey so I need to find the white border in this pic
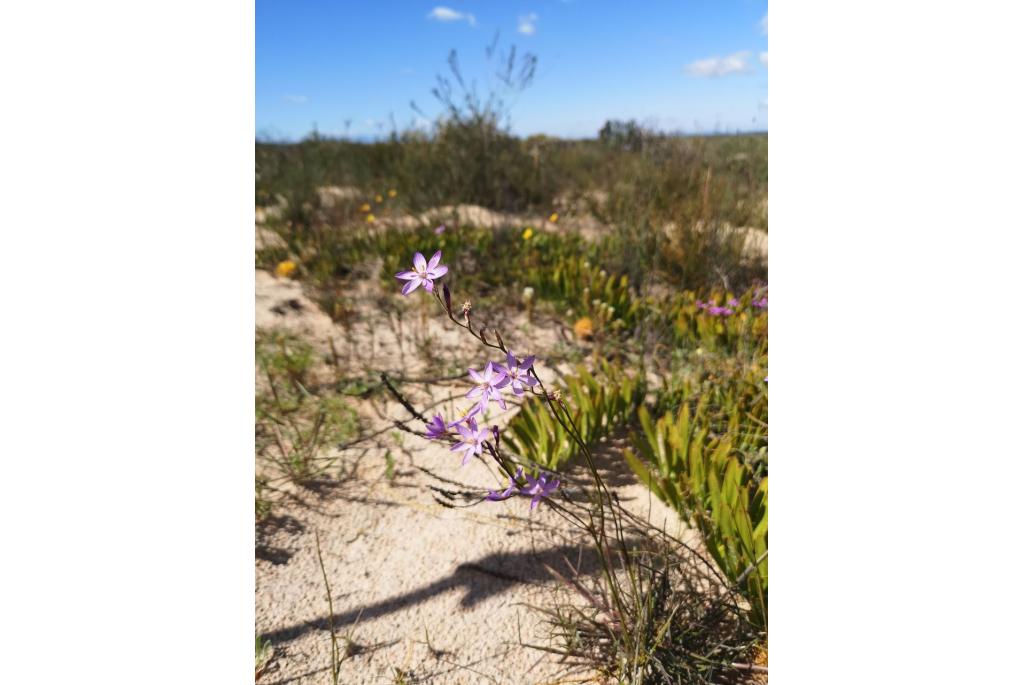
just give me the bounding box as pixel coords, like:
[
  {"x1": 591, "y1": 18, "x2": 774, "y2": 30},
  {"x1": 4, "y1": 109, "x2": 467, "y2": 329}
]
[{"x1": 2, "y1": 1, "x2": 253, "y2": 682}]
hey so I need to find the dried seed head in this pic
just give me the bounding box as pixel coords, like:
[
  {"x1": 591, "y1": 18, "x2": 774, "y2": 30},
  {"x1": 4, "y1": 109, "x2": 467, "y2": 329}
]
[
  {"x1": 462, "y1": 301, "x2": 473, "y2": 317},
  {"x1": 550, "y1": 389, "x2": 563, "y2": 402}
]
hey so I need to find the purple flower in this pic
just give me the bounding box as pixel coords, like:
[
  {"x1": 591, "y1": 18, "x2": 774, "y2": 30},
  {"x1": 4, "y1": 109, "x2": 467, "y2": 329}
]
[
  {"x1": 486, "y1": 467, "x2": 523, "y2": 501},
  {"x1": 434, "y1": 224, "x2": 446, "y2": 235},
  {"x1": 450, "y1": 418, "x2": 488, "y2": 465},
  {"x1": 753, "y1": 296, "x2": 768, "y2": 309},
  {"x1": 500, "y1": 350, "x2": 538, "y2": 396},
  {"x1": 424, "y1": 414, "x2": 448, "y2": 440},
  {"x1": 485, "y1": 467, "x2": 560, "y2": 508},
  {"x1": 521, "y1": 472, "x2": 560, "y2": 510},
  {"x1": 727, "y1": 298, "x2": 740, "y2": 308},
  {"x1": 395, "y1": 250, "x2": 448, "y2": 295},
  {"x1": 466, "y1": 361, "x2": 510, "y2": 413},
  {"x1": 448, "y1": 403, "x2": 482, "y2": 428},
  {"x1": 706, "y1": 305, "x2": 734, "y2": 316}
]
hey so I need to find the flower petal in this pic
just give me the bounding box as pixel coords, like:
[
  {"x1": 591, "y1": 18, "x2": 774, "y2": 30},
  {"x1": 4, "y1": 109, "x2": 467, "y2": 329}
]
[
  {"x1": 428, "y1": 250, "x2": 442, "y2": 270},
  {"x1": 413, "y1": 252, "x2": 427, "y2": 270},
  {"x1": 396, "y1": 270, "x2": 419, "y2": 280},
  {"x1": 429, "y1": 264, "x2": 448, "y2": 278},
  {"x1": 402, "y1": 278, "x2": 421, "y2": 295},
  {"x1": 424, "y1": 278, "x2": 434, "y2": 292}
]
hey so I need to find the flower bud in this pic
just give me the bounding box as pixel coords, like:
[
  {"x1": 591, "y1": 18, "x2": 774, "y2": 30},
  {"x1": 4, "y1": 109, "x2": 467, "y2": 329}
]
[
  {"x1": 491, "y1": 425, "x2": 500, "y2": 448},
  {"x1": 442, "y1": 283, "x2": 452, "y2": 313}
]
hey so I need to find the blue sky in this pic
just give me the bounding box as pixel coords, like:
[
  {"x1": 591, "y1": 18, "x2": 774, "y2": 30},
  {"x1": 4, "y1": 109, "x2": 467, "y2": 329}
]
[{"x1": 256, "y1": 1, "x2": 768, "y2": 140}]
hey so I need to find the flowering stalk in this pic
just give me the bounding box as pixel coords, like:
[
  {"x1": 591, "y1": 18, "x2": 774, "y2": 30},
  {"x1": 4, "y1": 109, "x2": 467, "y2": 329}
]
[{"x1": 392, "y1": 249, "x2": 727, "y2": 661}]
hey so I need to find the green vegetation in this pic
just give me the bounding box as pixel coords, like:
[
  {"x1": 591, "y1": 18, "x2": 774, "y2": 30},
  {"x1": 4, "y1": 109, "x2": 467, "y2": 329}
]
[
  {"x1": 254, "y1": 46, "x2": 768, "y2": 681},
  {"x1": 256, "y1": 330, "x2": 359, "y2": 483},
  {"x1": 255, "y1": 634, "x2": 274, "y2": 681},
  {"x1": 625, "y1": 407, "x2": 767, "y2": 629},
  {"x1": 505, "y1": 362, "x2": 646, "y2": 471}
]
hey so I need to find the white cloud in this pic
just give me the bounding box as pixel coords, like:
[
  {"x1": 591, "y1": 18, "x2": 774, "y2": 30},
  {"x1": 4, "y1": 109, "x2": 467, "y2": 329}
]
[
  {"x1": 282, "y1": 95, "x2": 307, "y2": 103},
  {"x1": 759, "y1": 51, "x2": 768, "y2": 66},
  {"x1": 517, "y1": 13, "x2": 538, "y2": 35},
  {"x1": 427, "y1": 6, "x2": 476, "y2": 26},
  {"x1": 760, "y1": 11, "x2": 768, "y2": 36},
  {"x1": 684, "y1": 51, "x2": 752, "y2": 78}
]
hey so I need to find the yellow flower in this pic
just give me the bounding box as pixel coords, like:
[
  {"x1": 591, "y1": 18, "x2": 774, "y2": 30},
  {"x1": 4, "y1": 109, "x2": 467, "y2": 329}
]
[
  {"x1": 548, "y1": 212, "x2": 559, "y2": 223},
  {"x1": 387, "y1": 189, "x2": 397, "y2": 198},
  {"x1": 522, "y1": 226, "x2": 534, "y2": 241},
  {"x1": 374, "y1": 194, "x2": 383, "y2": 203},
  {"x1": 573, "y1": 317, "x2": 594, "y2": 340},
  {"x1": 275, "y1": 260, "x2": 297, "y2": 278},
  {"x1": 366, "y1": 213, "x2": 376, "y2": 223},
  {"x1": 359, "y1": 203, "x2": 371, "y2": 212}
]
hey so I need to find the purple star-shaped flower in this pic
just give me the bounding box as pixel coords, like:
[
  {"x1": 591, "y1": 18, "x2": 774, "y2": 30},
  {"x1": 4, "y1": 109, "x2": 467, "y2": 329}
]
[
  {"x1": 395, "y1": 250, "x2": 448, "y2": 295},
  {"x1": 501, "y1": 350, "x2": 538, "y2": 397},
  {"x1": 520, "y1": 471, "x2": 560, "y2": 510},
  {"x1": 753, "y1": 296, "x2": 768, "y2": 309},
  {"x1": 466, "y1": 361, "x2": 510, "y2": 414},
  {"x1": 424, "y1": 414, "x2": 448, "y2": 440},
  {"x1": 486, "y1": 467, "x2": 523, "y2": 501},
  {"x1": 727, "y1": 298, "x2": 740, "y2": 308},
  {"x1": 450, "y1": 418, "x2": 488, "y2": 465}
]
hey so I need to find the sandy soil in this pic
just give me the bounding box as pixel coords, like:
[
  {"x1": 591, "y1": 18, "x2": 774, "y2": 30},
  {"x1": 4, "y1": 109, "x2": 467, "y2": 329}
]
[{"x1": 255, "y1": 263, "x2": 684, "y2": 684}]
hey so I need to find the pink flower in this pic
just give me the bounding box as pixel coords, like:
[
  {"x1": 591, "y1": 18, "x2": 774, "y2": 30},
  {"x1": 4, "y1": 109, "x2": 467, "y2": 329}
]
[
  {"x1": 486, "y1": 467, "x2": 523, "y2": 501},
  {"x1": 395, "y1": 250, "x2": 448, "y2": 295},
  {"x1": 466, "y1": 361, "x2": 510, "y2": 414},
  {"x1": 447, "y1": 404, "x2": 482, "y2": 430},
  {"x1": 500, "y1": 350, "x2": 538, "y2": 396},
  {"x1": 485, "y1": 467, "x2": 560, "y2": 509},
  {"x1": 521, "y1": 472, "x2": 560, "y2": 510},
  {"x1": 450, "y1": 418, "x2": 488, "y2": 465}
]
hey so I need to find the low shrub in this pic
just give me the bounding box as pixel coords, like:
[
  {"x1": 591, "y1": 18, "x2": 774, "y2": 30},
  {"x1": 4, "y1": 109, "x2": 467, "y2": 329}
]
[
  {"x1": 504, "y1": 362, "x2": 646, "y2": 470},
  {"x1": 624, "y1": 401, "x2": 767, "y2": 629}
]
